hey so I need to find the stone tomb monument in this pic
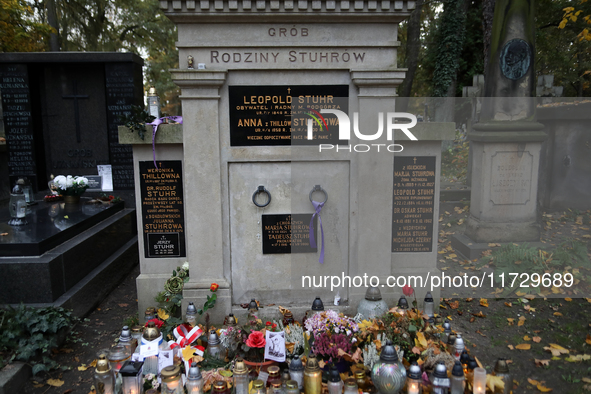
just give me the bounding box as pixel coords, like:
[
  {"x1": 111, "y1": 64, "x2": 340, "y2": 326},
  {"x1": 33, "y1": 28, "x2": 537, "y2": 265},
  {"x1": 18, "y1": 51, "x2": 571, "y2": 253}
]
[
  {"x1": 0, "y1": 52, "x2": 143, "y2": 191},
  {"x1": 122, "y1": 0, "x2": 454, "y2": 320}
]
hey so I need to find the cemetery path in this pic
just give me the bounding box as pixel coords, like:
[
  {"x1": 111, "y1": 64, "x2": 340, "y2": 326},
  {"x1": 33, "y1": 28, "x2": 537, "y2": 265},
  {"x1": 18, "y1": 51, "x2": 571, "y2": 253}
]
[{"x1": 21, "y1": 209, "x2": 591, "y2": 394}]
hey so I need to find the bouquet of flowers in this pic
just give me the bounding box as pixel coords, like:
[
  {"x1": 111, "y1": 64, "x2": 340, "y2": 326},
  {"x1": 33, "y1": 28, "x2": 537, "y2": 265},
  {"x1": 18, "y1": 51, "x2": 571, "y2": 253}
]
[
  {"x1": 52, "y1": 175, "x2": 89, "y2": 196},
  {"x1": 304, "y1": 310, "x2": 359, "y2": 362}
]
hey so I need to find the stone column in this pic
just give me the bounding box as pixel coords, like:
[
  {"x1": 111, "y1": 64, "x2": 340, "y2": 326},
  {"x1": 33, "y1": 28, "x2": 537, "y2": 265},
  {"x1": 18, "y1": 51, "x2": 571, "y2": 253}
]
[{"x1": 171, "y1": 70, "x2": 231, "y2": 323}]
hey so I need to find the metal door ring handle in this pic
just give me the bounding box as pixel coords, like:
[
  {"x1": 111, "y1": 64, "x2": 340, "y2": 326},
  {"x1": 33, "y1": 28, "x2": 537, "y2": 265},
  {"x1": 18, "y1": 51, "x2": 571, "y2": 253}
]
[
  {"x1": 309, "y1": 185, "x2": 328, "y2": 204},
  {"x1": 252, "y1": 186, "x2": 271, "y2": 207}
]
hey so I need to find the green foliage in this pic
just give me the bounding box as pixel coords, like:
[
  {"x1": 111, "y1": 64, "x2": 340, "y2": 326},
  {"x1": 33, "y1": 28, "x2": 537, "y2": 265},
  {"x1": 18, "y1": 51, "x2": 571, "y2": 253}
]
[
  {"x1": 118, "y1": 104, "x2": 156, "y2": 140},
  {"x1": 0, "y1": 304, "x2": 75, "y2": 374},
  {"x1": 431, "y1": 0, "x2": 466, "y2": 97},
  {"x1": 0, "y1": 0, "x2": 54, "y2": 52},
  {"x1": 441, "y1": 134, "x2": 469, "y2": 183}
]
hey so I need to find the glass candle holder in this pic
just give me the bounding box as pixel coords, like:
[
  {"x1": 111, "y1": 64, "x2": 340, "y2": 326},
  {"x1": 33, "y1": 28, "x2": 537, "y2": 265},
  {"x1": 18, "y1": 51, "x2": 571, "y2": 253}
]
[{"x1": 473, "y1": 367, "x2": 487, "y2": 394}]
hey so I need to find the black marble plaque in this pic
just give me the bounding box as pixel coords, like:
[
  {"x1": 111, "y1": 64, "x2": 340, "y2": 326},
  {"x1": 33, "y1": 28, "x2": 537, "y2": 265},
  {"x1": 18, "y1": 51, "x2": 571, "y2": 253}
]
[
  {"x1": 105, "y1": 63, "x2": 140, "y2": 190},
  {"x1": 391, "y1": 156, "x2": 436, "y2": 253},
  {"x1": 262, "y1": 213, "x2": 317, "y2": 254},
  {"x1": 140, "y1": 160, "x2": 186, "y2": 258},
  {"x1": 229, "y1": 85, "x2": 348, "y2": 146},
  {"x1": 0, "y1": 64, "x2": 38, "y2": 187}
]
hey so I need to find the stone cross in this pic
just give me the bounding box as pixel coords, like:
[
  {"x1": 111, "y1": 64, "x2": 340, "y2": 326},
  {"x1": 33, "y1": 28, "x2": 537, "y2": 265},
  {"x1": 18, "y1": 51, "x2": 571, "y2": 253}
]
[{"x1": 62, "y1": 81, "x2": 89, "y2": 143}]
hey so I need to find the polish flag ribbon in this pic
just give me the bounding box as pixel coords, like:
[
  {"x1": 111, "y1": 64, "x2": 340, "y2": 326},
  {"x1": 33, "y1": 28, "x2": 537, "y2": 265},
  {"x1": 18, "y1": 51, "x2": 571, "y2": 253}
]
[{"x1": 168, "y1": 324, "x2": 203, "y2": 349}]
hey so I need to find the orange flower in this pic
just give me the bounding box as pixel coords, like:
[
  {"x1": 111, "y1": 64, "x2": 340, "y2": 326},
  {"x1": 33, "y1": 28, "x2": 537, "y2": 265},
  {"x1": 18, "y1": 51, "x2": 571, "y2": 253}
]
[{"x1": 210, "y1": 283, "x2": 219, "y2": 292}]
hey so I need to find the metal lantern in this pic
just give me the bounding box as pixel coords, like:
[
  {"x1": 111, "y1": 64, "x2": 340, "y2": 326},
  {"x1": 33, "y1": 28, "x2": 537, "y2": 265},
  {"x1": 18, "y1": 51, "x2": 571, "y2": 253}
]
[
  {"x1": 446, "y1": 333, "x2": 457, "y2": 354},
  {"x1": 467, "y1": 357, "x2": 479, "y2": 371},
  {"x1": 423, "y1": 291, "x2": 434, "y2": 320},
  {"x1": 252, "y1": 380, "x2": 266, "y2": 394},
  {"x1": 8, "y1": 180, "x2": 27, "y2": 226},
  {"x1": 130, "y1": 326, "x2": 142, "y2": 353},
  {"x1": 430, "y1": 362, "x2": 450, "y2": 394},
  {"x1": 207, "y1": 329, "x2": 223, "y2": 361},
  {"x1": 142, "y1": 321, "x2": 161, "y2": 375},
  {"x1": 460, "y1": 350, "x2": 470, "y2": 373},
  {"x1": 371, "y1": 340, "x2": 406, "y2": 394},
  {"x1": 286, "y1": 380, "x2": 300, "y2": 394},
  {"x1": 233, "y1": 358, "x2": 249, "y2": 394},
  {"x1": 144, "y1": 307, "x2": 156, "y2": 323},
  {"x1": 161, "y1": 365, "x2": 183, "y2": 394},
  {"x1": 186, "y1": 362, "x2": 204, "y2": 394},
  {"x1": 304, "y1": 354, "x2": 322, "y2": 394},
  {"x1": 450, "y1": 361, "x2": 465, "y2": 394},
  {"x1": 311, "y1": 297, "x2": 324, "y2": 311},
  {"x1": 94, "y1": 354, "x2": 115, "y2": 394},
  {"x1": 289, "y1": 354, "x2": 304, "y2": 389},
  {"x1": 357, "y1": 286, "x2": 389, "y2": 319},
  {"x1": 406, "y1": 362, "x2": 422, "y2": 394},
  {"x1": 493, "y1": 358, "x2": 511, "y2": 394},
  {"x1": 186, "y1": 302, "x2": 198, "y2": 326},
  {"x1": 119, "y1": 360, "x2": 144, "y2": 394},
  {"x1": 108, "y1": 344, "x2": 130, "y2": 374}
]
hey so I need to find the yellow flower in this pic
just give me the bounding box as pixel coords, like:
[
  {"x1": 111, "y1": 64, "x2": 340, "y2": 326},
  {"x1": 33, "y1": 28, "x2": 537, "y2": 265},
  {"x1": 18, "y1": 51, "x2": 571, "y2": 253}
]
[{"x1": 157, "y1": 308, "x2": 170, "y2": 320}]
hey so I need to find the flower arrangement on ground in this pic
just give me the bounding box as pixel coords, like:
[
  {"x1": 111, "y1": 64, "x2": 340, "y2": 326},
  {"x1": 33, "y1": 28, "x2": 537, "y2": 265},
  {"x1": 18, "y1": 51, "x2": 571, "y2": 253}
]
[
  {"x1": 52, "y1": 175, "x2": 89, "y2": 196},
  {"x1": 304, "y1": 310, "x2": 359, "y2": 363}
]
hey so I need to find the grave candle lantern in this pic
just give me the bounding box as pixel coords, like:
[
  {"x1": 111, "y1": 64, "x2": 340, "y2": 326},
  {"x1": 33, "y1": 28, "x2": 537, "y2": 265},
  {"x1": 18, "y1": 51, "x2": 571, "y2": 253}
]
[
  {"x1": 396, "y1": 295, "x2": 409, "y2": 312},
  {"x1": 289, "y1": 354, "x2": 304, "y2": 389},
  {"x1": 453, "y1": 333, "x2": 464, "y2": 361},
  {"x1": 430, "y1": 362, "x2": 450, "y2": 394},
  {"x1": 8, "y1": 180, "x2": 27, "y2": 226},
  {"x1": 327, "y1": 365, "x2": 343, "y2": 394},
  {"x1": 493, "y1": 358, "x2": 511, "y2": 394},
  {"x1": 423, "y1": 291, "x2": 434, "y2": 321},
  {"x1": 119, "y1": 360, "x2": 144, "y2": 394},
  {"x1": 303, "y1": 354, "x2": 322, "y2": 394},
  {"x1": 142, "y1": 321, "x2": 161, "y2": 375},
  {"x1": 286, "y1": 380, "x2": 300, "y2": 394},
  {"x1": 186, "y1": 302, "x2": 198, "y2": 327},
  {"x1": 147, "y1": 87, "x2": 161, "y2": 119},
  {"x1": 119, "y1": 326, "x2": 133, "y2": 357},
  {"x1": 406, "y1": 362, "x2": 422, "y2": 394},
  {"x1": 473, "y1": 367, "x2": 486, "y2": 394},
  {"x1": 450, "y1": 361, "x2": 465, "y2": 394},
  {"x1": 371, "y1": 340, "x2": 406, "y2": 394},
  {"x1": 441, "y1": 320, "x2": 451, "y2": 344},
  {"x1": 343, "y1": 378, "x2": 358, "y2": 394},
  {"x1": 161, "y1": 365, "x2": 183, "y2": 394},
  {"x1": 251, "y1": 380, "x2": 266, "y2": 394},
  {"x1": 224, "y1": 313, "x2": 238, "y2": 327},
  {"x1": 357, "y1": 286, "x2": 389, "y2": 320},
  {"x1": 233, "y1": 358, "x2": 249, "y2": 394},
  {"x1": 207, "y1": 329, "x2": 223, "y2": 361},
  {"x1": 94, "y1": 354, "x2": 115, "y2": 394},
  {"x1": 186, "y1": 362, "x2": 204, "y2": 394},
  {"x1": 144, "y1": 307, "x2": 156, "y2": 323}
]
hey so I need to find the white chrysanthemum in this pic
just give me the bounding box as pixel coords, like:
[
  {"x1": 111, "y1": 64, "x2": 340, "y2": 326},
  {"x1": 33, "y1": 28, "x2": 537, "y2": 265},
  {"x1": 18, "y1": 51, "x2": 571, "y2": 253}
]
[
  {"x1": 66, "y1": 175, "x2": 74, "y2": 188},
  {"x1": 53, "y1": 175, "x2": 67, "y2": 189},
  {"x1": 76, "y1": 176, "x2": 88, "y2": 186},
  {"x1": 182, "y1": 261, "x2": 190, "y2": 270}
]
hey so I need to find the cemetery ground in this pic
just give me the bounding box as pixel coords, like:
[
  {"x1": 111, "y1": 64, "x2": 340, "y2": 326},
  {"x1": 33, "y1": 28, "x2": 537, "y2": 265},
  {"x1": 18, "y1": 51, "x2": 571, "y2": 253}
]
[
  {"x1": 6, "y1": 144, "x2": 591, "y2": 394},
  {"x1": 11, "y1": 208, "x2": 590, "y2": 394}
]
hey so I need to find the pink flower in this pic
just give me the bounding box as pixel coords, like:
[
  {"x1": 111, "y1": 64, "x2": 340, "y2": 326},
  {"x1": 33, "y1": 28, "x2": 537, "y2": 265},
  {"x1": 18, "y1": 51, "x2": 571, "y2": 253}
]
[{"x1": 403, "y1": 284, "x2": 414, "y2": 297}]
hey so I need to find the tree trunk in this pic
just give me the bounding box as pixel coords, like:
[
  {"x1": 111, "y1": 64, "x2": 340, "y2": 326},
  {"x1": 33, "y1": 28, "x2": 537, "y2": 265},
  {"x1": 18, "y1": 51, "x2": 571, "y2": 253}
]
[
  {"x1": 398, "y1": 0, "x2": 424, "y2": 111},
  {"x1": 46, "y1": 0, "x2": 60, "y2": 51}
]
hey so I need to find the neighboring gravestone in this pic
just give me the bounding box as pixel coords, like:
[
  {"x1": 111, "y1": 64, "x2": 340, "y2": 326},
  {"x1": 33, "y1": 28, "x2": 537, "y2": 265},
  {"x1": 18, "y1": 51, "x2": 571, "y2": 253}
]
[
  {"x1": 453, "y1": 0, "x2": 546, "y2": 259},
  {"x1": 0, "y1": 53, "x2": 143, "y2": 191}
]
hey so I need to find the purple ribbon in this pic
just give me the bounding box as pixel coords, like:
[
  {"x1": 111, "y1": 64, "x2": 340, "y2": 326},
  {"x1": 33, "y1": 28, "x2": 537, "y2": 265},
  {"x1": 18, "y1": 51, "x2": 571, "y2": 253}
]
[
  {"x1": 309, "y1": 200, "x2": 325, "y2": 264},
  {"x1": 147, "y1": 116, "x2": 183, "y2": 168}
]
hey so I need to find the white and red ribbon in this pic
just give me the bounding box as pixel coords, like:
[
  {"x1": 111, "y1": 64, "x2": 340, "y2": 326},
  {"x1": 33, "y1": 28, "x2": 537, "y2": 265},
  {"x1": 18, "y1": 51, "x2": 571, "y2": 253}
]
[{"x1": 168, "y1": 324, "x2": 203, "y2": 350}]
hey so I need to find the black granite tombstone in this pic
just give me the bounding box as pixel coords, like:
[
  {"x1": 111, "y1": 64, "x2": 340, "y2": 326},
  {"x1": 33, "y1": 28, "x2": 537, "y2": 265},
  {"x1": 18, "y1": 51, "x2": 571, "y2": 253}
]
[{"x1": 0, "y1": 53, "x2": 143, "y2": 191}]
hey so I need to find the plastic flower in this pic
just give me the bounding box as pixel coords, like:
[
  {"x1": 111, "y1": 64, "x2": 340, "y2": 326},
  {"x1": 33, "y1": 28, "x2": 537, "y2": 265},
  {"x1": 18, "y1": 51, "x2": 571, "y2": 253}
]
[
  {"x1": 182, "y1": 261, "x2": 190, "y2": 271},
  {"x1": 403, "y1": 284, "x2": 414, "y2": 297},
  {"x1": 245, "y1": 331, "x2": 266, "y2": 348},
  {"x1": 210, "y1": 283, "x2": 219, "y2": 292},
  {"x1": 145, "y1": 318, "x2": 164, "y2": 328},
  {"x1": 164, "y1": 276, "x2": 184, "y2": 294}
]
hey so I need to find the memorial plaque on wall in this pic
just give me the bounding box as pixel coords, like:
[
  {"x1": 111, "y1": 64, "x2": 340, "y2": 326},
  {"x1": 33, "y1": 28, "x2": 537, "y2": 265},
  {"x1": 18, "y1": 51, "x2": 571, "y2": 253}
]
[
  {"x1": 262, "y1": 214, "x2": 317, "y2": 254},
  {"x1": 391, "y1": 156, "x2": 436, "y2": 253},
  {"x1": 229, "y1": 85, "x2": 348, "y2": 146},
  {"x1": 0, "y1": 64, "x2": 38, "y2": 187},
  {"x1": 140, "y1": 160, "x2": 186, "y2": 258},
  {"x1": 104, "y1": 63, "x2": 140, "y2": 189}
]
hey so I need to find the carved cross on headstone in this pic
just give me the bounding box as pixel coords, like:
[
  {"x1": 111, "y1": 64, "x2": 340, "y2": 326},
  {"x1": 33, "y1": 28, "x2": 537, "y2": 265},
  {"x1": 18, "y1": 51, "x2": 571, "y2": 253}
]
[{"x1": 62, "y1": 81, "x2": 89, "y2": 143}]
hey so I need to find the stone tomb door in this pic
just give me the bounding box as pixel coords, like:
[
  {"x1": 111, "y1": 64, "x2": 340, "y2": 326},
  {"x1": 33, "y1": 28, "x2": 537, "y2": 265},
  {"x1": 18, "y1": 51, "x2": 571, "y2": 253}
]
[{"x1": 229, "y1": 161, "x2": 350, "y2": 305}]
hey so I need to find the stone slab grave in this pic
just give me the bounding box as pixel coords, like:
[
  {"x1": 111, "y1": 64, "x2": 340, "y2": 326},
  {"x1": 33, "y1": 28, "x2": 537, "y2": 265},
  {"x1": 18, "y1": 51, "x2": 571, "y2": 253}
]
[
  {"x1": 0, "y1": 197, "x2": 138, "y2": 316},
  {"x1": 0, "y1": 52, "x2": 143, "y2": 192},
  {"x1": 121, "y1": 0, "x2": 455, "y2": 322}
]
